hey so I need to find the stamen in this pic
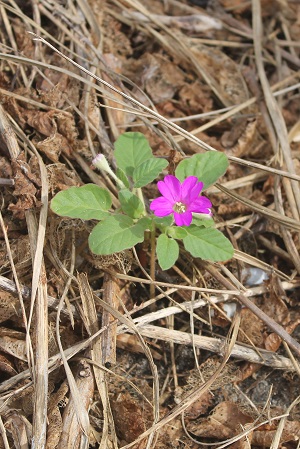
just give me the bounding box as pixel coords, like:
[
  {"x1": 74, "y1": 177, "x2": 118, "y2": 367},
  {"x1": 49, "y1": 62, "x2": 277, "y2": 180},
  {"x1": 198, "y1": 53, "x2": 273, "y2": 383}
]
[{"x1": 173, "y1": 202, "x2": 186, "y2": 214}]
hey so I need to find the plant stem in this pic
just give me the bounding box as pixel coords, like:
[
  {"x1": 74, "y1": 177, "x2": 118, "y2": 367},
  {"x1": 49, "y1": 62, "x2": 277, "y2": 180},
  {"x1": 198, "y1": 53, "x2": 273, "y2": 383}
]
[
  {"x1": 109, "y1": 170, "x2": 126, "y2": 189},
  {"x1": 134, "y1": 187, "x2": 147, "y2": 216},
  {"x1": 150, "y1": 220, "x2": 156, "y2": 299}
]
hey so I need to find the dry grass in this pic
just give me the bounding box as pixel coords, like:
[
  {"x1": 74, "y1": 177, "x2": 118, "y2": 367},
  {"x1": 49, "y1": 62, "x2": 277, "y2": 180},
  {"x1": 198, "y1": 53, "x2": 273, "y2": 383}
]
[{"x1": 0, "y1": 0, "x2": 300, "y2": 448}]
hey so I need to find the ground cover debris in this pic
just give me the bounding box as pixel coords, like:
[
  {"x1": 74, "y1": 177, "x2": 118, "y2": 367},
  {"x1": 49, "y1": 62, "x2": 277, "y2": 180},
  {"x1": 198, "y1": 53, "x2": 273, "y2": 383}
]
[{"x1": 0, "y1": 0, "x2": 300, "y2": 448}]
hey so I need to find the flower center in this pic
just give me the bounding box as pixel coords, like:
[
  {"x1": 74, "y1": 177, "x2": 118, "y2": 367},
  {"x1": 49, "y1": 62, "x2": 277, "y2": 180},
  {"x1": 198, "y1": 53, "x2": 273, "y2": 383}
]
[{"x1": 173, "y1": 202, "x2": 186, "y2": 214}]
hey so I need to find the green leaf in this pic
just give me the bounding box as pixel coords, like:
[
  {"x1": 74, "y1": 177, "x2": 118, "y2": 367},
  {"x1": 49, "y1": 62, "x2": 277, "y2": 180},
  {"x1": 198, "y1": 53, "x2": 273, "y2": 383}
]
[
  {"x1": 175, "y1": 152, "x2": 229, "y2": 189},
  {"x1": 167, "y1": 226, "x2": 187, "y2": 239},
  {"x1": 88, "y1": 215, "x2": 151, "y2": 255},
  {"x1": 153, "y1": 215, "x2": 173, "y2": 227},
  {"x1": 156, "y1": 234, "x2": 179, "y2": 270},
  {"x1": 116, "y1": 167, "x2": 130, "y2": 189},
  {"x1": 133, "y1": 158, "x2": 168, "y2": 188},
  {"x1": 192, "y1": 216, "x2": 215, "y2": 227},
  {"x1": 183, "y1": 226, "x2": 234, "y2": 261},
  {"x1": 118, "y1": 189, "x2": 145, "y2": 218},
  {"x1": 50, "y1": 184, "x2": 111, "y2": 220},
  {"x1": 114, "y1": 132, "x2": 153, "y2": 177}
]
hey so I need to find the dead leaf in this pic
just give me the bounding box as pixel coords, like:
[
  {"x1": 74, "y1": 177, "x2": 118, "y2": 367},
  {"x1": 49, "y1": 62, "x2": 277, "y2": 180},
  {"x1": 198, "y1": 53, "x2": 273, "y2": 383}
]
[
  {"x1": 8, "y1": 154, "x2": 41, "y2": 218},
  {"x1": 0, "y1": 291, "x2": 19, "y2": 322},
  {"x1": 264, "y1": 332, "x2": 282, "y2": 352},
  {"x1": 46, "y1": 382, "x2": 69, "y2": 449},
  {"x1": 125, "y1": 53, "x2": 185, "y2": 105},
  {"x1": 238, "y1": 308, "x2": 264, "y2": 347},
  {"x1": 253, "y1": 420, "x2": 300, "y2": 446},
  {"x1": 79, "y1": 87, "x2": 100, "y2": 140},
  {"x1": 0, "y1": 235, "x2": 31, "y2": 273},
  {"x1": 198, "y1": 357, "x2": 240, "y2": 390},
  {"x1": 13, "y1": 19, "x2": 36, "y2": 58},
  {"x1": 178, "y1": 80, "x2": 213, "y2": 114},
  {"x1": 57, "y1": 360, "x2": 94, "y2": 449},
  {"x1": 229, "y1": 424, "x2": 254, "y2": 449},
  {"x1": 0, "y1": 156, "x2": 13, "y2": 178},
  {"x1": 111, "y1": 392, "x2": 147, "y2": 447},
  {"x1": 0, "y1": 352, "x2": 18, "y2": 377},
  {"x1": 56, "y1": 114, "x2": 78, "y2": 144},
  {"x1": 221, "y1": 119, "x2": 258, "y2": 158},
  {"x1": 174, "y1": 386, "x2": 214, "y2": 419},
  {"x1": 2, "y1": 96, "x2": 27, "y2": 129},
  {"x1": 262, "y1": 274, "x2": 290, "y2": 326},
  {"x1": 102, "y1": 15, "x2": 132, "y2": 57},
  {"x1": 36, "y1": 133, "x2": 72, "y2": 162},
  {"x1": 188, "y1": 42, "x2": 249, "y2": 107},
  {"x1": 145, "y1": 54, "x2": 185, "y2": 103},
  {"x1": 265, "y1": 317, "x2": 300, "y2": 352},
  {"x1": 36, "y1": 58, "x2": 74, "y2": 109},
  {"x1": 186, "y1": 401, "x2": 253, "y2": 439},
  {"x1": 47, "y1": 163, "x2": 80, "y2": 195},
  {"x1": 0, "y1": 327, "x2": 26, "y2": 361},
  {"x1": 11, "y1": 156, "x2": 39, "y2": 197},
  {"x1": 4, "y1": 410, "x2": 32, "y2": 449},
  {"x1": 288, "y1": 120, "x2": 300, "y2": 143},
  {"x1": 100, "y1": 53, "x2": 135, "y2": 134},
  {"x1": 238, "y1": 363, "x2": 263, "y2": 382},
  {"x1": 24, "y1": 110, "x2": 57, "y2": 137},
  {"x1": 117, "y1": 334, "x2": 162, "y2": 360}
]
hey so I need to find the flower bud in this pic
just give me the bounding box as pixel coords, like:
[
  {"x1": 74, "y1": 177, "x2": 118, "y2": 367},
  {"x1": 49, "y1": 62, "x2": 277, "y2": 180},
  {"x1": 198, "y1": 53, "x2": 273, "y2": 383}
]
[
  {"x1": 92, "y1": 154, "x2": 112, "y2": 173},
  {"x1": 92, "y1": 153, "x2": 125, "y2": 189}
]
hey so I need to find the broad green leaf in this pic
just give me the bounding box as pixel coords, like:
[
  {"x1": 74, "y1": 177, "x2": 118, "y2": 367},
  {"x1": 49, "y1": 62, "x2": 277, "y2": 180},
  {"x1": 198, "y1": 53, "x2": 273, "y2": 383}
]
[
  {"x1": 88, "y1": 215, "x2": 151, "y2": 255},
  {"x1": 183, "y1": 226, "x2": 234, "y2": 261},
  {"x1": 116, "y1": 167, "x2": 130, "y2": 189},
  {"x1": 114, "y1": 132, "x2": 153, "y2": 177},
  {"x1": 156, "y1": 234, "x2": 179, "y2": 270},
  {"x1": 51, "y1": 184, "x2": 111, "y2": 220},
  {"x1": 192, "y1": 216, "x2": 215, "y2": 227},
  {"x1": 175, "y1": 152, "x2": 229, "y2": 189},
  {"x1": 133, "y1": 158, "x2": 168, "y2": 188},
  {"x1": 167, "y1": 226, "x2": 187, "y2": 239},
  {"x1": 118, "y1": 189, "x2": 145, "y2": 218},
  {"x1": 153, "y1": 215, "x2": 173, "y2": 227}
]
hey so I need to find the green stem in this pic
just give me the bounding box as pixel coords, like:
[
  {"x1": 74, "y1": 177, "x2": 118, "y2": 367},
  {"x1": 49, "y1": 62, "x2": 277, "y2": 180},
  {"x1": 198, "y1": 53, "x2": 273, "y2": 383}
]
[
  {"x1": 108, "y1": 170, "x2": 126, "y2": 189},
  {"x1": 134, "y1": 187, "x2": 147, "y2": 216},
  {"x1": 150, "y1": 220, "x2": 156, "y2": 300}
]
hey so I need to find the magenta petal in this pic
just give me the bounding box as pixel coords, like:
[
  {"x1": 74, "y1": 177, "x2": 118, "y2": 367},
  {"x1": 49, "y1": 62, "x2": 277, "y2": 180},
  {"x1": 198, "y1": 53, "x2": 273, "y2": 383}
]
[
  {"x1": 181, "y1": 177, "x2": 203, "y2": 203},
  {"x1": 174, "y1": 211, "x2": 192, "y2": 226},
  {"x1": 188, "y1": 196, "x2": 212, "y2": 214},
  {"x1": 182, "y1": 178, "x2": 203, "y2": 204},
  {"x1": 150, "y1": 197, "x2": 173, "y2": 216},
  {"x1": 157, "y1": 175, "x2": 181, "y2": 203},
  {"x1": 189, "y1": 183, "x2": 204, "y2": 202}
]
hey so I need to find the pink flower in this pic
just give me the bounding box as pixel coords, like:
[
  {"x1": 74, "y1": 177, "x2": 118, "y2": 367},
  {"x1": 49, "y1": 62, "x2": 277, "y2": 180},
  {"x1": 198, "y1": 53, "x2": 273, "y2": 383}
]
[{"x1": 150, "y1": 175, "x2": 212, "y2": 226}]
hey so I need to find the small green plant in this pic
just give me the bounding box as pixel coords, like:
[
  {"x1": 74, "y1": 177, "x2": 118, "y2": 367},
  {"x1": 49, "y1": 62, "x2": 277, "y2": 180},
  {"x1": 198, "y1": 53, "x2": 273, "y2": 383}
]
[{"x1": 51, "y1": 132, "x2": 234, "y2": 270}]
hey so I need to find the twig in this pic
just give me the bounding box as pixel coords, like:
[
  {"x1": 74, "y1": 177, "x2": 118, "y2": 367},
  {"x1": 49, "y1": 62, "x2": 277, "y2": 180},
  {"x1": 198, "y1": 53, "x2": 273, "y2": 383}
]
[
  {"x1": 101, "y1": 273, "x2": 119, "y2": 365},
  {"x1": 4, "y1": 38, "x2": 297, "y2": 182},
  {"x1": 124, "y1": 324, "x2": 295, "y2": 371},
  {"x1": 0, "y1": 178, "x2": 14, "y2": 185},
  {"x1": 121, "y1": 309, "x2": 242, "y2": 449},
  {"x1": 252, "y1": 0, "x2": 300, "y2": 216},
  {"x1": 201, "y1": 261, "x2": 300, "y2": 357}
]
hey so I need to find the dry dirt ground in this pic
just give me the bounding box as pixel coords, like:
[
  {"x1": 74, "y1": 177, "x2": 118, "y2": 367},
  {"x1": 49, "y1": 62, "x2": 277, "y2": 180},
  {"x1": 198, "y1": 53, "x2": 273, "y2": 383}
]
[{"x1": 1, "y1": 0, "x2": 300, "y2": 448}]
